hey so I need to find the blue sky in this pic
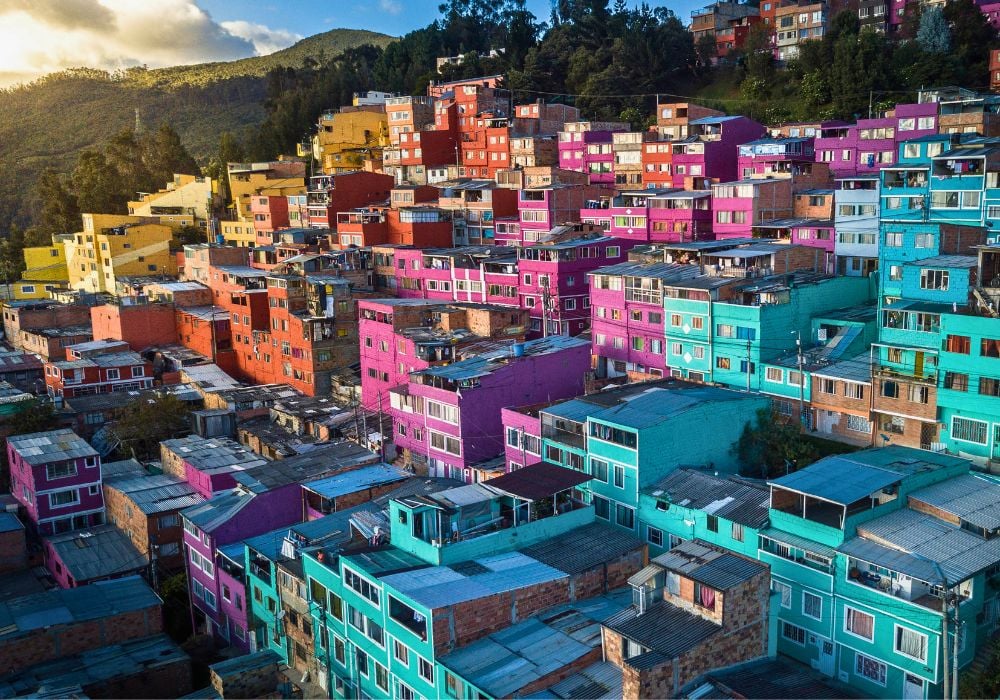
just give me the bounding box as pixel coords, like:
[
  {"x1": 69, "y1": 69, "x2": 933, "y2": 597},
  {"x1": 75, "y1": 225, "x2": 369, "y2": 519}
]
[{"x1": 196, "y1": 0, "x2": 699, "y2": 39}]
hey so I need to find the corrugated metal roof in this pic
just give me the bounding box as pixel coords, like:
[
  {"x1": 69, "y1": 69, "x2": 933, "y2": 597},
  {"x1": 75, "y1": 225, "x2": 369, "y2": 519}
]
[
  {"x1": 855, "y1": 508, "x2": 1000, "y2": 582},
  {"x1": 589, "y1": 385, "x2": 757, "y2": 430},
  {"x1": 520, "y1": 522, "x2": 643, "y2": 575},
  {"x1": 588, "y1": 261, "x2": 704, "y2": 282},
  {"x1": 45, "y1": 525, "x2": 146, "y2": 581},
  {"x1": 8, "y1": 429, "x2": 98, "y2": 465},
  {"x1": 103, "y1": 473, "x2": 203, "y2": 515},
  {"x1": 644, "y1": 470, "x2": 769, "y2": 528},
  {"x1": 904, "y1": 254, "x2": 978, "y2": 269},
  {"x1": 811, "y1": 354, "x2": 873, "y2": 384},
  {"x1": 603, "y1": 602, "x2": 720, "y2": 658},
  {"x1": 758, "y1": 528, "x2": 836, "y2": 559},
  {"x1": 233, "y1": 440, "x2": 378, "y2": 491},
  {"x1": 100, "y1": 458, "x2": 146, "y2": 479},
  {"x1": 547, "y1": 660, "x2": 623, "y2": 699},
  {"x1": 302, "y1": 464, "x2": 410, "y2": 499},
  {"x1": 415, "y1": 335, "x2": 588, "y2": 381},
  {"x1": 485, "y1": 462, "x2": 591, "y2": 502},
  {"x1": 770, "y1": 458, "x2": 902, "y2": 505},
  {"x1": 652, "y1": 540, "x2": 767, "y2": 590},
  {"x1": 380, "y1": 551, "x2": 566, "y2": 609},
  {"x1": 837, "y1": 537, "x2": 942, "y2": 584},
  {"x1": 182, "y1": 490, "x2": 256, "y2": 532},
  {"x1": 439, "y1": 590, "x2": 630, "y2": 698},
  {"x1": 244, "y1": 507, "x2": 368, "y2": 563},
  {"x1": 909, "y1": 473, "x2": 1000, "y2": 531},
  {"x1": 697, "y1": 656, "x2": 863, "y2": 699},
  {"x1": 0, "y1": 576, "x2": 159, "y2": 641},
  {"x1": 161, "y1": 435, "x2": 268, "y2": 474}
]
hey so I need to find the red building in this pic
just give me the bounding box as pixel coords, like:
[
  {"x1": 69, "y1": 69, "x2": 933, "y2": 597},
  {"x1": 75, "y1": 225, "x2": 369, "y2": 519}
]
[
  {"x1": 90, "y1": 302, "x2": 179, "y2": 351},
  {"x1": 44, "y1": 341, "x2": 153, "y2": 400},
  {"x1": 176, "y1": 306, "x2": 238, "y2": 376},
  {"x1": 304, "y1": 171, "x2": 394, "y2": 229},
  {"x1": 251, "y1": 194, "x2": 291, "y2": 245},
  {"x1": 336, "y1": 207, "x2": 454, "y2": 248}
]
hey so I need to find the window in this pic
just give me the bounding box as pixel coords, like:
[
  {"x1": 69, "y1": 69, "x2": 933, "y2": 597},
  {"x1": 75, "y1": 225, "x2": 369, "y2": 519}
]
[
  {"x1": 394, "y1": 640, "x2": 409, "y2": 666},
  {"x1": 732, "y1": 522, "x2": 744, "y2": 542},
  {"x1": 920, "y1": 269, "x2": 949, "y2": 291},
  {"x1": 982, "y1": 338, "x2": 1000, "y2": 358},
  {"x1": 885, "y1": 232, "x2": 903, "y2": 247},
  {"x1": 772, "y1": 581, "x2": 791, "y2": 608},
  {"x1": 613, "y1": 464, "x2": 625, "y2": 488},
  {"x1": 945, "y1": 334, "x2": 971, "y2": 354},
  {"x1": 895, "y1": 625, "x2": 927, "y2": 662},
  {"x1": 765, "y1": 367, "x2": 783, "y2": 383},
  {"x1": 398, "y1": 683, "x2": 415, "y2": 700},
  {"x1": 820, "y1": 379, "x2": 836, "y2": 395},
  {"x1": 716, "y1": 357, "x2": 731, "y2": 370},
  {"x1": 46, "y1": 462, "x2": 77, "y2": 480},
  {"x1": 356, "y1": 649, "x2": 369, "y2": 677},
  {"x1": 343, "y1": 566, "x2": 380, "y2": 606},
  {"x1": 49, "y1": 489, "x2": 79, "y2": 507},
  {"x1": 980, "y1": 377, "x2": 1000, "y2": 397},
  {"x1": 615, "y1": 503, "x2": 635, "y2": 529},
  {"x1": 914, "y1": 233, "x2": 934, "y2": 248},
  {"x1": 944, "y1": 371, "x2": 969, "y2": 391},
  {"x1": 881, "y1": 381, "x2": 899, "y2": 399},
  {"x1": 846, "y1": 414, "x2": 872, "y2": 433},
  {"x1": 782, "y1": 621, "x2": 806, "y2": 645},
  {"x1": 908, "y1": 384, "x2": 929, "y2": 404},
  {"x1": 429, "y1": 431, "x2": 461, "y2": 456},
  {"x1": 375, "y1": 662, "x2": 389, "y2": 692},
  {"x1": 647, "y1": 526, "x2": 663, "y2": 547},
  {"x1": 591, "y1": 459, "x2": 609, "y2": 482},
  {"x1": 845, "y1": 607, "x2": 875, "y2": 641},
  {"x1": 803, "y1": 591, "x2": 822, "y2": 620},
  {"x1": 843, "y1": 382, "x2": 864, "y2": 400},
  {"x1": 593, "y1": 495, "x2": 611, "y2": 520},
  {"x1": 952, "y1": 416, "x2": 988, "y2": 445},
  {"x1": 418, "y1": 656, "x2": 433, "y2": 682},
  {"x1": 855, "y1": 652, "x2": 887, "y2": 686},
  {"x1": 706, "y1": 515, "x2": 719, "y2": 533}
]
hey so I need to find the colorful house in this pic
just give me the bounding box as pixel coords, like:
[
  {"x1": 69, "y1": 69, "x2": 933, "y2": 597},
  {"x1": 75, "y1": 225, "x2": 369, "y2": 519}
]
[
  {"x1": 7, "y1": 429, "x2": 104, "y2": 537},
  {"x1": 390, "y1": 335, "x2": 590, "y2": 480}
]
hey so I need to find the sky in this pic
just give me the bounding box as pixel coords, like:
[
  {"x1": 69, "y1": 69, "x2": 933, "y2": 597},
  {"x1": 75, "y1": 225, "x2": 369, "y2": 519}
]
[{"x1": 0, "y1": 0, "x2": 697, "y2": 88}]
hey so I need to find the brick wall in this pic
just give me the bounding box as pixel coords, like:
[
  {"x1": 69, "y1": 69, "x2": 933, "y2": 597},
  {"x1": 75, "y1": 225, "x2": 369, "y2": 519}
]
[
  {"x1": 571, "y1": 547, "x2": 646, "y2": 600},
  {"x1": 159, "y1": 444, "x2": 187, "y2": 479},
  {"x1": 939, "y1": 224, "x2": 987, "y2": 256},
  {"x1": 772, "y1": 245, "x2": 827, "y2": 274},
  {"x1": 0, "y1": 526, "x2": 27, "y2": 573},
  {"x1": 104, "y1": 485, "x2": 152, "y2": 557},
  {"x1": 211, "y1": 654, "x2": 280, "y2": 698},
  {"x1": 0, "y1": 605, "x2": 162, "y2": 670},
  {"x1": 872, "y1": 377, "x2": 937, "y2": 422},
  {"x1": 332, "y1": 480, "x2": 410, "y2": 511},
  {"x1": 908, "y1": 497, "x2": 960, "y2": 526}
]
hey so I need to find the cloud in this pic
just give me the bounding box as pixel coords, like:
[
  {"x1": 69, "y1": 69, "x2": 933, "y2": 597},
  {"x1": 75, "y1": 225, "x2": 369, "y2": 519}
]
[
  {"x1": 378, "y1": 0, "x2": 403, "y2": 15},
  {"x1": 0, "y1": 0, "x2": 299, "y2": 87},
  {"x1": 220, "y1": 20, "x2": 303, "y2": 56}
]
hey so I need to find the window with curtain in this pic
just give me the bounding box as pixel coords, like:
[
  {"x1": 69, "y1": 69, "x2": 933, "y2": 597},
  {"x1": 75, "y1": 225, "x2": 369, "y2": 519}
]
[
  {"x1": 895, "y1": 626, "x2": 927, "y2": 661},
  {"x1": 695, "y1": 582, "x2": 716, "y2": 610},
  {"x1": 846, "y1": 607, "x2": 875, "y2": 640}
]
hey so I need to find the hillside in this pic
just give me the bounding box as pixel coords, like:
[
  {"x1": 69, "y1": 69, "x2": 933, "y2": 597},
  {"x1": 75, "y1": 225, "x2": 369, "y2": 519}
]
[{"x1": 0, "y1": 28, "x2": 395, "y2": 230}]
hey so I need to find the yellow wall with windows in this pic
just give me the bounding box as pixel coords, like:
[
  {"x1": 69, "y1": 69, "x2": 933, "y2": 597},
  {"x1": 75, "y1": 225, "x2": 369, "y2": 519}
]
[
  {"x1": 65, "y1": 214, "x2": 176, "y2": 292},
  {"x1": 313, "y1": 110, "x2": 389, "y2": 174}
]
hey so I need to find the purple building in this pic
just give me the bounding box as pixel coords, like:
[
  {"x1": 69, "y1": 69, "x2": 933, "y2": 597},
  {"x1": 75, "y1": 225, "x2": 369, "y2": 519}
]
[
  {"x1": 667, "y1": 115, "x2": 766, "y2": 189},
  {"x1": 581, "y1": 189, "x2": 715, "y2": 244},
  {"x1": 500, "y1": 404, "x2": 545, "y2": 471},
  {"x1": 180, "y1": 440, "x2": 379, "y2": 646},
  {"x1": 516, "y1": 183, "x2": 612, "y2": 243},
  {"x1": 42, "y1": 524, "x2": 145, "y2": 588},
  {"x1": 160, "y1": 435, "x2": 269, "y2": 499},
  {"x1": 8, "y1": 429, "x2": 104, "y2": 536},
  {"x1": 390, "y1": 335, "x2": 591, "y2": 481},
  {"x1": 814, "y1": 102, "x2": 938, "y2": 177}
]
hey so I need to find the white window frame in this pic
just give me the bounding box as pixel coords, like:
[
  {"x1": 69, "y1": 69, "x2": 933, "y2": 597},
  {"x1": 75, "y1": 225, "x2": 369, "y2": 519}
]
[{"x1": 802, "y1": 591, "x2": 823, "y2": 620}]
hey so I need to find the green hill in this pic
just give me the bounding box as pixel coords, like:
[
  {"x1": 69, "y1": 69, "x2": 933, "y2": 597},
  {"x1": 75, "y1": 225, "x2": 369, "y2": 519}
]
[{"x1": 0, "y1": 28, "x2": 395, "y2": 229}]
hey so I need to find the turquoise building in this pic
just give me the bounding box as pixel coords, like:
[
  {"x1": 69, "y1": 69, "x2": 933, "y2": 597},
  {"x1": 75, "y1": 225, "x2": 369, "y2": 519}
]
[
  {"x1": 765, "y1": 447, "x2": 1000, "y2": 699},
  {"x1": 536, "y1": 381, "x2": 769, "y2": 537},
  {"x1": 299, "y1": 463, "x2": 645, "y2": 700}
]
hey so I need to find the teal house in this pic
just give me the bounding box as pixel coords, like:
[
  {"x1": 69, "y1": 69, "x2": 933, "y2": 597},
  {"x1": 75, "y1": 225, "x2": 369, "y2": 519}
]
[
  {"x1": 765, "y1": 446, "x2": 1000, "y2": 699},
  {"x1": 537, "y1": 380, "x2": 769, "y2": 536}
]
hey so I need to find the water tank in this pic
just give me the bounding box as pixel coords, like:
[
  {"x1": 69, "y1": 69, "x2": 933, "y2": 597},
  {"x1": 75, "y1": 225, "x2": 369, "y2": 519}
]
[{"x1": 511, "y1": 342, "x2": 525, "y2": 358}]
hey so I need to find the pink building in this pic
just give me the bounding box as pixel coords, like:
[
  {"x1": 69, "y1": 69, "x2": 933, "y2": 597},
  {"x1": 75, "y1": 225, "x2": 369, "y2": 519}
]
[
  {"x1": 737, "y1": 136, "x2": 816, "y2": 179},
  {"x1": 516, "y1": 234, "x2": 636, "y2": 336},
  {"x1": 814, "y1": 102, "x2": 939, "y2": 177},
  {"x1": 161, "y1": 435, "x2": 269, "y2": 500},
  {"x1": 558, "y1": 121, "x2": 629, "y2": 185},
  {"x1": 390, "y1": 335, "x2": 591, "y2": 480},
  {"x1": 589, "y1": 262, "x2": 703, "y2": 379},
  {"x1": 43, "y1": 524, "x2": 145, "y2": 588},
  {"x1": 666, "y1": 116, "x2": 767, "y2": 189},
  {"x1": 580, "y1": 189, "x2": 715, "y2": 244},
  {"x1": 358, "y1": 298, "x2": 527, "y2": 411},
  {"x1": 250, "y1": 194, "x2": 291, "y2": 246},
  {"x1": 710, "y1": 178, "x2": 794, "y2": 238},
  {"x1": 8, "y1": 429, "x2": 104, "y2": 537},
  {"x1": 500, "y1": 405, "x2": 544, "y2": 472},
  {"x1": 516, "y1": 183, "x2": 612, "y2": 243}
]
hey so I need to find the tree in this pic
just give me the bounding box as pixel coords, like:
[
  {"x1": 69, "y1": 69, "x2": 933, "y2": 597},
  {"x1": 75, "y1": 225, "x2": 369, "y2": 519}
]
[
  {"x1": 732, "y1": 408, "x2": 822, "y2": 479},
  {"x1": 108, "y1": 394, "x2": 192, "y2": 461},
  {"x1": 917, "y1": 6, "x2": 951, "y2": 54},
  {"x1": 34, "y1": 169, "x2": 80, "y2": 237},
  {"x1": 142, "y1": 123, "x2": 200, "y2": 186},
  {"x1": 7, "y1": 399, "x2": 59, "y2": 436}
]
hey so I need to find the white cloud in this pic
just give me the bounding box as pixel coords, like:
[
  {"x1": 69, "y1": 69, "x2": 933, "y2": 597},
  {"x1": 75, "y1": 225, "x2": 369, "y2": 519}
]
[
  {"x1": 378, "y1": 0, "x2": 403, "y2": 15},
  {"x1": 220, "y1": 20, "x2": 302, "y2": 56},
  {"x1": 0, "y1": 0, "x2": 299, "y2": 87}
]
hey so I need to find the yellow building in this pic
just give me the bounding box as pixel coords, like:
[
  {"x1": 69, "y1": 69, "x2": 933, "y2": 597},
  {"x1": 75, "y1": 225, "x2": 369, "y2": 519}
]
[
  {"x1": 128, "y1": 174, "x2": 219, "y2": 230},
  {"x1": 12, "y1": 235, "x2": 71, "y2": 299},
  {"x1": 65, "y1": 214, "x2": 177, "y2": 293},
  {"x1": 310, "y1": 108, "x2": 389, "y2": 173},
  {"x1": 223, "y1": 160, "x2": 306, "y2": 247}
]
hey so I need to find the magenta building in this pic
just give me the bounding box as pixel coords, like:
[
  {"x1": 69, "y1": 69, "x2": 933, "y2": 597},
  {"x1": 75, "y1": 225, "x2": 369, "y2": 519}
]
[
  {"x1": 752, "y1": 218, "x2": 837, "y2": 273},
  {"x1": 589, "y1": 261, "x2": 703, "y2": 379},
  {"x1": 737, "y1": 136, "x2": 816, "y2": 179},
  {"x1": 710, "y1": 178, "x2": 794, "y2": 239},
  {"x1": 666, "y1": 115, "x2": 766, "y2": 189},
  {"x1": 516, "y1": 235, "x2": 635, "y2": 336},
  {"x1": 500, "y1": 405, "x2": 545, "y2": 472},
  {"x1": 390, "y1": 335, "x2": 591, "y2": 480},
  {"x1": 580, "y1": 189, "x2": 714, "y2": 244},
  {"x1": 8, "y1": 429, "x2": 104, "y2": 537},
  {"x1": 814, "y1": 102, "x2": 938, "y2": 176},
  {"x1": 516, "y1": 183, "x2": 612, "y2": 244},
  {"x1": 558, "y1": 121, "x2": 628, "y2": 185}
]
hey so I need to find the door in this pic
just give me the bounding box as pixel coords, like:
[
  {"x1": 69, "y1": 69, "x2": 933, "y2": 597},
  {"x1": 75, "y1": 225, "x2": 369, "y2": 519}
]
[
  {"x1": 993, "y1": 425, "x2": 1000, "y2": 461},
  {"x1": 815, "y1": 637, "x2": 835, "y2": 676},
  {"x1": 903, "y1": 673, "x2": 925, "y2": 699}
]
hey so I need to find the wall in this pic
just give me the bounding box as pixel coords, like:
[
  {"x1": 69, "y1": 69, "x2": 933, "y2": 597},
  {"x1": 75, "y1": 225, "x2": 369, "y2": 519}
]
[{"x1": 91, "y1": 303, "x2": 179, "y2": 350}]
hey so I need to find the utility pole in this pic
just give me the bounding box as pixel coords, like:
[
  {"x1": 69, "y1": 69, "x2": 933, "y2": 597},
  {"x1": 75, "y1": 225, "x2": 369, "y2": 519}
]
[
  {"x1": 376, "y1": 390, "x2": 385, "y2": 462},
  {"x1": 943, "y1": 589, "x2": 950, "y2": 700},
  {"x1": 541, "y1": 276, "x2": 553, "y2": 338},
  {"x1": 795, "y1": 331, "x2": 805, "y2": 428},
  {"x1": 953, "y1": 588, "x2": 960, "y2": 700}
]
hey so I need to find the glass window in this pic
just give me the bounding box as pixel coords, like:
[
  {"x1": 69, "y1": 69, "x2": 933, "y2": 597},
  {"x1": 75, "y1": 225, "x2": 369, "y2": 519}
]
[
  {"x1": 803, "y1": 591, "x2": 822, "y2": 620},
  {"x1": 845, "y1": 607, "x2": 875, "y2": 641},
  {"x1": 895, "y1": 626, "x2": 927, "y2": 662}
]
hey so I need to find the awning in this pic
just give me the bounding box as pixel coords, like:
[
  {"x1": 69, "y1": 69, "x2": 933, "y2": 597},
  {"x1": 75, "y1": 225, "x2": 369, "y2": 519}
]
[{"x1": 485, "y1": 462, "x2": 591, "y2": 501}]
